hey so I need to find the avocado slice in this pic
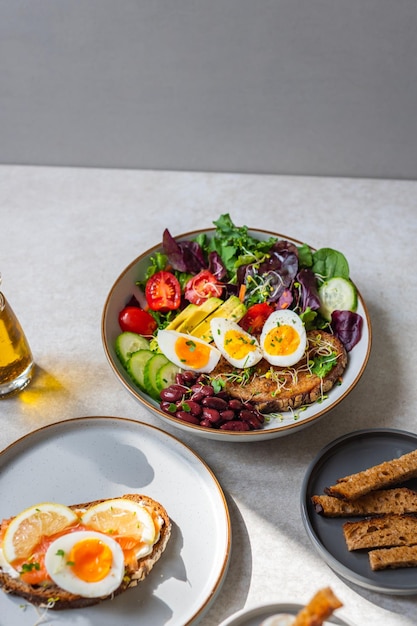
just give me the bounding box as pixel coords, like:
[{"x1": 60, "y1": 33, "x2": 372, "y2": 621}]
[
  {"x1": 191, "y1": 296, "x2": 247, "y2": 343},
  {"x1": 176, "y1": 297, "x2": 223, "y2": 333},
  {"x1": 165, "y1": 303, "x2": 199, "y2": 331},
  {"x1": 165, "y1": 297, "x2": 223, "y2": 333}
]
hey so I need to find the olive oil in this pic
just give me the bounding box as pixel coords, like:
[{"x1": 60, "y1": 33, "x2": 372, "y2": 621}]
[{"x1": 0, "y1": 291, "x2": 34, "y2": 396}]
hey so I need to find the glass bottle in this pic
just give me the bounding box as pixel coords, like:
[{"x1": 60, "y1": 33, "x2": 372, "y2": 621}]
[{"x1": 0, "y1": 277, "x2": 34, "y2": 397}]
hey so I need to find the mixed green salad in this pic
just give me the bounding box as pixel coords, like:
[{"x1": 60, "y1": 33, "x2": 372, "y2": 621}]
[{"x1": 118, "y1": 213, "x2": 363, "y2": 352}]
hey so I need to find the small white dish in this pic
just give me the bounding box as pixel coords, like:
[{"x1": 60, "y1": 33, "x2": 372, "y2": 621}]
[{"x1": 218, "y1": 602, "x2": 356, "y2": 626}]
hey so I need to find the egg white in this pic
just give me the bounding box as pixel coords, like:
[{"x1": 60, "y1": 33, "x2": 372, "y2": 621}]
[
  {"x1": 210, "y1": 318, "x2": 263, "y2": 368},
  {"x1": 157, "y1": 329, "x2": 221, "y2": 373},
  {"x1": 44, "y1": 531, "x2": 125, "y2": 598},
  {"x1": 260, "y1": 309, "x2": 307, "y2": 367}
]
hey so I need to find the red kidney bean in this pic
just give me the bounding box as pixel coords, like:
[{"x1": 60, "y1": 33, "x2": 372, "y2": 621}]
[
  {"x1": 197, "y1": 384, "x2": 215, "y2": 397},
  {"x1": 182, "y1": 400, "x2": 202, "y2": 416},
  {"x1": 202, "y1": 396, "x2": 228, "y2": 411},
  {"x1": 239, "y1": 409, "x2": 257, "y2": 422},
  {"x1": 202, "y1": 407, "x2": 221, "y2": 423},
  {"x1": 160, "y1": 386, "x2": 184, "y2": 402},
  {"x1": 219, "y1": 409, "x2": 235, "y2": 421},
  {"x1": 220, "y1": 420, "x2": 250, "y2": 431},
  {"x1": 228, "y1": 398, "x2": 244, "y2": 411},
  {"x1": 199, "y1": 419, "x2": 213, "y2": 428},
  {"x1": 254, "y1": 411, "x2": 265, "y2": 424},
  {"x1": 160, "y1": 401, "x2": 176, "y2": 414},
  {"x1": 175, "y1": 373, "x2": 186, "y2": 385},
  {"x1": 181, "y1": 370, "x2": 198, "y2": 384},
  {"x1": 176, "y1": 411, "x2": 200, "y2": 424},
  {"x1": 245, "y1": 415, "x2": 263, "y2": 429},
  {"x1": 190, "y1": 389, "x2": 206, "y2": 403}
]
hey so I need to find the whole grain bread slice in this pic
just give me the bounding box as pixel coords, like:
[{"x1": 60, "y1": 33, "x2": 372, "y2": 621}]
[
  {"x1": 324, "y1": 449, "x2": 417, "y2": 500},
  {"x1": 211, "y1": 330, "x2": 347, "y2": 413},
  {"x1": 369, "y1": 544, "x2": 417, "y2": 571},
  {"x1": 343, "y1": 513, "x2": 417, "y2": 551},
  {"x1": 312, "y1": 487, "x2": 417, "y2": 517},
  {"x1": 0, "y1": 493, "x2": 171, "y2": 610}
]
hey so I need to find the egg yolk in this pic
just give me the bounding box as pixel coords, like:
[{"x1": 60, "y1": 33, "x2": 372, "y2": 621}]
[
  {"x1": 263, "y1": 324, "x2": 300, "y2": 356},
  {"x1": 224, "y1": 330, "x2": 258, "y2": 360},
  {"x1": 68, "y1": 538, "x2": 113, "y2": 583},
  {"x1": 175, "y1": 336, "x2": 211, "y2": 369}
]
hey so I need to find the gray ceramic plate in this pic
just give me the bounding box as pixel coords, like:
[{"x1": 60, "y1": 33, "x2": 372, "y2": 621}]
[
  {"x1": 218, "y1": 602, "x2": 356, "y2": 626},
  {"x1": 0, "y1": 416, "x2": 231, "y2": 625},
  {"x1": 301, "y1": 428, "x2": 417, "y2": 595},
  {"x1": 102, "y1": 228, "x2": 372, "y2": 442}
]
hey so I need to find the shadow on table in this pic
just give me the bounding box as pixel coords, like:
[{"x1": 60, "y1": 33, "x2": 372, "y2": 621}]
[{"x1": 201, "y1": 491, "x2": 252, "y2": 624}]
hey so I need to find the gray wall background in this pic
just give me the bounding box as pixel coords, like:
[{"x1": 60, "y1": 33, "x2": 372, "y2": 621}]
[{"x1": 1, "y1": 1, "x2": 416, "y2": 179}]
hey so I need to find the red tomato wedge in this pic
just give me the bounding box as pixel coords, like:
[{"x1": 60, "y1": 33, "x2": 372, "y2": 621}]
[
  {"x1": 118, "y1": 306, "x2": 157, "y2": 335},
  {"x1": 145, "y1": 271, "x2": 181, "y2": 312},
  {"x1": 184, "y1": 270, "x2": 223, "y2": 305},
  {"x1": 239, "y1": 302, "x2": 274, "y2": 334}
]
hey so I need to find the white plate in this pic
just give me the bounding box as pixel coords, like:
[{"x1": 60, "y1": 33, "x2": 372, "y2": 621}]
[
  {"x1": 102, "y1": 228, "x2": 372, "y2": 441},
  {"x1": 218, "y1": 602, "x2": 356, "y2": 626},
  {"x1": 0, "y1": 416, "x2": 231, "y2": 625}
]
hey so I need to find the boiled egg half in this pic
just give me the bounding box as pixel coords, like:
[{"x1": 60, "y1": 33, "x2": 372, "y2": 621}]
[
  {"x1": 44, "y1": 530, "x2": 125, "y2": 598},
  {"x1": 210, "y1": 318, "x2": 263, "y2": 368},
  {"x1": 260, "y1": 309, "x2": 307, "y2": 367},
  {"x1": 157, "y1": 329, "x2": 221, "y2": 373}
]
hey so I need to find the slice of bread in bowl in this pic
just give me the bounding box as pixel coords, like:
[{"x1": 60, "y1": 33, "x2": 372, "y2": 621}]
[{"x1": 211, "y1": 330, "x2": 347, "y2": 413}]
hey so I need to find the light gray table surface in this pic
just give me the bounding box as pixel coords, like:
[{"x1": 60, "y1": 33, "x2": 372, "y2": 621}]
[{"x1": 1, "y1": 164, "x2": 417, "y2": 625}]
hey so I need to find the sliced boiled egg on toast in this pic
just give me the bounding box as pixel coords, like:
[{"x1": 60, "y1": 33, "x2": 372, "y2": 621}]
[
  {"x1": 210, "y1": 318, "x2": 263, "y2": 368},
  {"x1": 44, "y1": 531, "x2": 124, "y2": 597},
  {"x1": 260, "y1": 309, "x2": 307, "y2": 366}
]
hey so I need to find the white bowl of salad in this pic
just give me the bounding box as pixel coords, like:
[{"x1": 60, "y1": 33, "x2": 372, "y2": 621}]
[{"x1": 102, "y1": 214, "x2": 371, "y2": 441}]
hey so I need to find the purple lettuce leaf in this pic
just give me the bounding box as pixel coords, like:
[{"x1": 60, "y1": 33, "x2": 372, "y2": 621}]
[
  {"x1": 331, "y1": 310, "x2": 363, "y2": 351},
  {"x1": 208, "y1": 250, "x2": 227, "y2": 281},
  {"x1": 297, "y1": 268, "x2": 321, "y2": 312},
  {"x1": 162, "y1": 228, "x2": 206, "y2": 274}
]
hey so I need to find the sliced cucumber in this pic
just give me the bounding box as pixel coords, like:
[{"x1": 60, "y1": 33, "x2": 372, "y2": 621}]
[
  {"x1": 318, "y1": 277, "x2": 357, "y2": 321},
  {"x1": 127, "y1": 349, "x2": 154, "y2": 391},
  {"x1": 156, "y1": 361, "x2": 181, "y2": 393},
  {"x1": 115, "y1": 332, "x2": 150, "y2": 368},
  {"x1": 143, "y1": 353, "x2": 170, "y2": 400}
]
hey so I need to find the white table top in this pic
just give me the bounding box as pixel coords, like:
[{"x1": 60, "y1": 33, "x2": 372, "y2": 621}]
[{"x1": 1, "y1": 164, "x2": 417, "y2": 625}]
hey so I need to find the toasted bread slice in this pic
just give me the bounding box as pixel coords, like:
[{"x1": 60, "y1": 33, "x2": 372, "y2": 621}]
[
  {"x1": 291, "y1": 587, "x2": 343, "y2": 626},
  {"x1": 325, "y1": 449, "x2": 417, "y2": 500},
  {"x1": 210, "y1": 330, "x2": 347, "y2": 413},
  {"x1": 0, "y1": 493, "x2": 171, "y2": 610},
  {"x1": 343, "y1": 513, "x2": 417, "y2": 551},
  {"x1": 369, "y1": 544, "x2": 417, "y2": 571},
  {"x1": 312, "y1": 487, "x2": 417, "y2": 517}
]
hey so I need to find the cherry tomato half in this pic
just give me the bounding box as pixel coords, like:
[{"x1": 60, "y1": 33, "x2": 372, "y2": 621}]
[
  {"x1": 118, "y1": 306, "x2": 157, "y2": 335},
  {"x1": 184, "y1": 270, "x2": 223, "y2": 305},
  {"x1": 239, "y1": 302, "x2": 274, "y2": 334},
  {"x1": 145, "y1": 270, "x2": 181, "y2": 312}
]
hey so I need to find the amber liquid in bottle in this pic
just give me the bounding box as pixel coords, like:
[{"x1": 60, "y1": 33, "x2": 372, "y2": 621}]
[{"x1": 0, "y1": 292, "x2": 34, "y2": 396}]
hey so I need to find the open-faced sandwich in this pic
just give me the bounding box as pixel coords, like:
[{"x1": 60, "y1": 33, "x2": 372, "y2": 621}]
[{"x1": 0, "y1": 493, "x2": 171, "y2": 610}]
